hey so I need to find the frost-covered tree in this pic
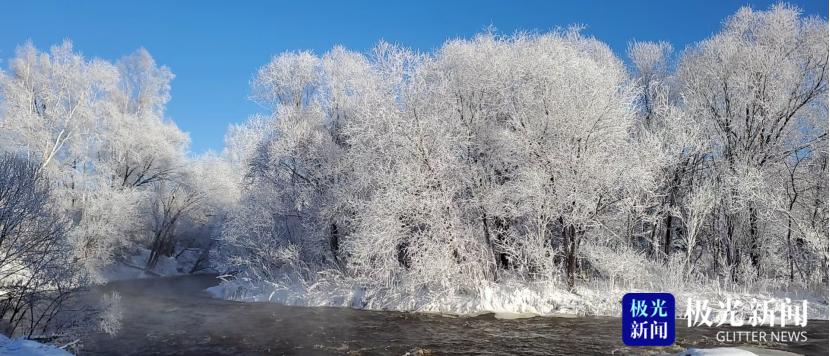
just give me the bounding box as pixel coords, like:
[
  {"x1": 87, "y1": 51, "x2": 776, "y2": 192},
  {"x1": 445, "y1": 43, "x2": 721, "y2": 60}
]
[
  {"x1": 0, "y1": 41, "x2": 118, "y2": 174},
  {"x1": 0, "y1": 154, "x2": 84, "y2": 337},
  {"x1": 216, "y1": 4, "x2": 828, "y2": 300},
  {"x1": 217, "y1": 31, "x2": 650, "y2": 293},
  {"x1": 218, "y1": 50, "x2": 339, "y2": 282},
  {"x1": 0, "y1": 42, "x2": 194, "y2": 278},
  {"x1": 107, "y1": 48, "x2": 187, "y2": 190},
  {"x1": 677, "y1": 4, "x2": 828, "y2": 277},
  {"x1": 628, "y1": 41, "x2": 710, "y2": 261},
  {"x1": 146, "y1": 181, "x2": 204, "y2": 269}
]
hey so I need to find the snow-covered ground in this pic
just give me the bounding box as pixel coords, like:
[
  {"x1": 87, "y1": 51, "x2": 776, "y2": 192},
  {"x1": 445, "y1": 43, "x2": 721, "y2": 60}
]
[
  {"x1": 207, "y1": 276, "x2": 829, "y2": 320},
  {"x1": 0, "y1": 334, "x2": 73, "y2": 356}
]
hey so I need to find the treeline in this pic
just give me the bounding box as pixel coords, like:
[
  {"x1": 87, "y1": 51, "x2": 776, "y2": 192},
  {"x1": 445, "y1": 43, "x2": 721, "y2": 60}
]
[{"x1": 215, "y1": 4, "x2": 828, "y2": 294}]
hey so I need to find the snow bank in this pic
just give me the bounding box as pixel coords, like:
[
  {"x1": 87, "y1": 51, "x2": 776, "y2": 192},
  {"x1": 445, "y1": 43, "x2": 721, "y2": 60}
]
[
  {"x1": 0, "y1": 334, "x2": 73, "y2": 356},
  {"x1": 207, "y1": 276, "x2": 829, "y2": 320},
  {"x1": 206, "y1": 277, "x2": 577, "y2": 317}
]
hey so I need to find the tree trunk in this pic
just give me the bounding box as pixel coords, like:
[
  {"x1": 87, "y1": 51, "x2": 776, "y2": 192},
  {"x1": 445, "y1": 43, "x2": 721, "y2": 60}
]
[
  {"x1": 480, "y1": 213, "x2": 500, "y2": 281},
  {"x1": 663, "y1": 215, "x2": 672, "y2": 259},
  {"x1": 330, "y1": 223, "x2": 340, "y2": 264},
  {"x1": 562, "y1": 223, "x2": 580, "y2": 290},
  {"x1": 748, "y1": 204, "x2": 761, "y2": 272},
  {"x1": 723, "y1": 211, "x2": 739, "y2": 282},
  {"x1": 786, "y1": 218, "x2": 794, "y2": 282}
]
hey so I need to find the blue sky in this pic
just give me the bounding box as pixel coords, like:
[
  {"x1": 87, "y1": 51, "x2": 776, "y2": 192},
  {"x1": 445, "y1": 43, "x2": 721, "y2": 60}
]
[{"x1": 1, "y1": 1, "x2": 827, "y2": 155}]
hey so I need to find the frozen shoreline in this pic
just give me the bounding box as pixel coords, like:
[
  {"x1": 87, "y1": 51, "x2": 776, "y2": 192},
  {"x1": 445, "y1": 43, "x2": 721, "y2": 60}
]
[{"x1": 206, "y1": 277, "x2": 829, "y2": 321}]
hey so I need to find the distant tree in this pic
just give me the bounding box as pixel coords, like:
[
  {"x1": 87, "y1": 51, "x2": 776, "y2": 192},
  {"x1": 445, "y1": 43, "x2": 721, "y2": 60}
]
[{"x1": 146, "y1": 181, "x2": 204, "y2": 269}]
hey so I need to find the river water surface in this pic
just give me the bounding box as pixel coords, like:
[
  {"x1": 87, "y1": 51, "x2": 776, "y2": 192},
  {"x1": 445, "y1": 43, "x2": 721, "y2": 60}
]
[{"x1": 79, "y1": 275, "x2": 828, "y2": 355}]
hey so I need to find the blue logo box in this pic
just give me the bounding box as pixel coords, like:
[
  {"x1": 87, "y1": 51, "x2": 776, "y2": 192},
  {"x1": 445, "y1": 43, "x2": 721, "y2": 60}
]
[{"x1": 622, "y1": 292, "x2": 675, "y2": 346}]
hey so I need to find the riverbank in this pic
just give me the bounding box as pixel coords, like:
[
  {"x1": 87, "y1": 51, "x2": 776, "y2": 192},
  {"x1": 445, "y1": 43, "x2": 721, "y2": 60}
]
[
  {"x1": 207, "y1": 276, "x2": 829, "y2": 321},
  {"x1": 79, "y1": 275, "x2": 828, "y2": 355}
]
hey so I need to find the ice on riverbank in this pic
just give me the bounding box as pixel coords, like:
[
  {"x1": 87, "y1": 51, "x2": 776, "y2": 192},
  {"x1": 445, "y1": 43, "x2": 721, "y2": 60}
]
[
  {"x1": 0, "y1": 334, "x2": 73, "y2": 356},
  {"x1": 207, "y1": 276, "x2": 829, "y2": 320}
]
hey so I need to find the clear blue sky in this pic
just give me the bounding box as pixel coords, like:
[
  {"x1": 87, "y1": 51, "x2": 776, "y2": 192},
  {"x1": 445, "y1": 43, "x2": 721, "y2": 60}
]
[{"x1": 1, "y1": 1, "x2": 827, "y2": 155}]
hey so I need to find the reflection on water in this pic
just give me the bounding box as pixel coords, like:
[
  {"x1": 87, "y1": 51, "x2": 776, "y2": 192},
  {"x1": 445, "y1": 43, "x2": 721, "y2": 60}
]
[{"x1": 81, "y1": 275, "x2": 828, "y2": 355}]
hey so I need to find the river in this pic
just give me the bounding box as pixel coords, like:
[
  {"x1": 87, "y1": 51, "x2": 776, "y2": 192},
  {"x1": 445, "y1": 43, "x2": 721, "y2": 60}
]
[{"x1": 79, "y1": 275, "x2": 827, "y2": 355}]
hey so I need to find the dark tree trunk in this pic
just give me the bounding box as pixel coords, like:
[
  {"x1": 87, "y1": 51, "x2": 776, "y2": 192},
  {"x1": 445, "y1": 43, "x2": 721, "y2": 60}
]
[
  {"x1": 648, "y1": 222, "x2": 658, "y2": 257},
  {"x1": 562, "y1": 222, "x2": 581, "y2": 290},
  {"x1": 748, "y1": 204, "x2": 761, "y2": 272},
  {"x1": 786, "y1": 220, "x2": 793, "y2": 281},
  {"x1": 330, "y1": 223, "x2": 340, "y2": 263},
  {"x1": 396, "y1": 241, "x2": 410, "y2": 269},
  {"x1": 481, "y1": 213, "x2": 500, "y2": 281},
  {"x1": 663, "y1": 215, "x2": 673, "y2": 259},
  {"x1": 723, "y1": 210, "x2": 740, "y2": 282}
]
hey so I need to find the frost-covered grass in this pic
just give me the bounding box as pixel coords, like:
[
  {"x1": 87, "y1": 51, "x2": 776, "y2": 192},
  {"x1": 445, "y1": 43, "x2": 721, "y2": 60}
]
[{"x1": 207, "y1": 272, "x2": 829, "y2": 320}]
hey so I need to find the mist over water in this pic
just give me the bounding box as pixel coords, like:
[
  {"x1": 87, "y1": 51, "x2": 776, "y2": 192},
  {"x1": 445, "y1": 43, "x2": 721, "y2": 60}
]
[{"x1": 78, "y1": 276, "x2": 828, "y2": 355}]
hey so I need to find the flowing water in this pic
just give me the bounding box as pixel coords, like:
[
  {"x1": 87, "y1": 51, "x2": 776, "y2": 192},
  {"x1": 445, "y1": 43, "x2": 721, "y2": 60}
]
[{"x1": 78, "y1": 275, "x2": 828, "y2": 355}]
